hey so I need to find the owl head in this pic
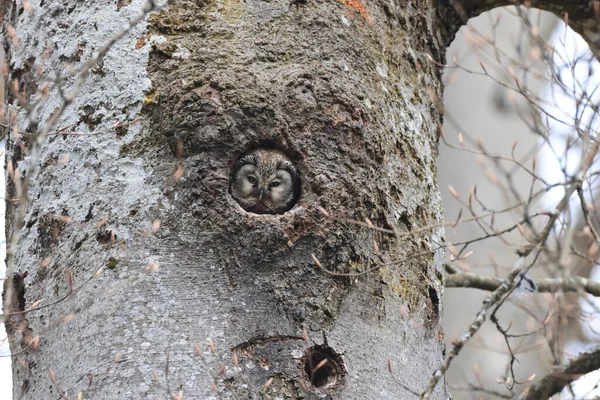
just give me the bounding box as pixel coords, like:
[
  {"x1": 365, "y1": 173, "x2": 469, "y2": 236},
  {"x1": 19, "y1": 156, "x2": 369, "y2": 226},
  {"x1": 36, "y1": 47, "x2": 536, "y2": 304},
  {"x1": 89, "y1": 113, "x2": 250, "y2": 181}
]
[{"x1": 230, "y1": 149, "x2": 300, "y2": 214}]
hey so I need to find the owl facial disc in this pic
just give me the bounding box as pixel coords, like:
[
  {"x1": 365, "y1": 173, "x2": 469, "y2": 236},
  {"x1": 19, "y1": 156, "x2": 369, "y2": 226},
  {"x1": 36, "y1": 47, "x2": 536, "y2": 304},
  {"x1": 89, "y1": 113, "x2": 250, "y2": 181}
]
[{"x1": 230, "y1": 149, "x2": 300, "y2": 215}]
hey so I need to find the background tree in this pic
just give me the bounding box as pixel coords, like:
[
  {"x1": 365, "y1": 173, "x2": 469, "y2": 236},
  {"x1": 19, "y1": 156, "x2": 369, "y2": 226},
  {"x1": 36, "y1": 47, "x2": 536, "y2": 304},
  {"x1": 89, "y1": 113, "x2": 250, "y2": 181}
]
[
  {"x1": 3, "y1": 0, "x2": 600, "y2": 399},
  {"x1": 440, "y1": 8, "x2": 559, "y2": 398},
  {"x1": 441, "y1": 4, "x2": 600, "y2": 399}
]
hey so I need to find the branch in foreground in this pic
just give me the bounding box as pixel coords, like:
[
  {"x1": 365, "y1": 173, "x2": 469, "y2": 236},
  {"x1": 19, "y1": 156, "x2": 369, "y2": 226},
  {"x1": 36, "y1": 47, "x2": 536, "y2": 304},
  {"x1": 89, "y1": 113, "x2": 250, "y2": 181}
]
[
  {"x1": 446, "y1": 269, "x2": 600, "y2": 297},
  {"x1": 420, "y1": 263, "x2": 525, "y2": 399},
  {"x1": 522, "y1": 346, "x2": 600, "y2": 400}
]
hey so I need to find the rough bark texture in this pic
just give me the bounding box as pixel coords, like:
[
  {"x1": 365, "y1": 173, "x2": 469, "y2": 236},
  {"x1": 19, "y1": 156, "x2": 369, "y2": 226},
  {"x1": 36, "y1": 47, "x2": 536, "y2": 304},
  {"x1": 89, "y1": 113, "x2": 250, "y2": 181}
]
[{"x1": 0, "y1": 0, "x2": 480, "y2": 399}]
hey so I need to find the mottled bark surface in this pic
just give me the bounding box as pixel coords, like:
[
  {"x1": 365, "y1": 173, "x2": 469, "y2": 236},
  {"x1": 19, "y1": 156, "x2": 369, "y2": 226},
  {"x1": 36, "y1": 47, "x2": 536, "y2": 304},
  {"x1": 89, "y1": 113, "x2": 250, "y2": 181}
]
[
  {"x1": 1, "y1": 0, "x2": 461, "y2": 399},
  {"x1": 139, "y1": 0, "x2": 450, "y2": 398}
]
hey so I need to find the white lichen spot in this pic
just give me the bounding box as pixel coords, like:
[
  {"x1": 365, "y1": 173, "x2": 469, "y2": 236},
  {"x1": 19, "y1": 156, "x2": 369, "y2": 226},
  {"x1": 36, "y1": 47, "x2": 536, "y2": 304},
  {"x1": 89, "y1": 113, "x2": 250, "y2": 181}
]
[
  {"x1": 341, "y1": 15, "x2": 350, "y2": 26},
  {"x1": 149, "y1": 35, "x2": 167, "y2": 45},
  {"x1": 173, "y1": 45, "x2": 191, "y2": 60},
  {"x1": 245, "y1": 361, "x2": 255, "y2": 370},
  {"x1": 376, "y1": 63, "x2": 388, "y2": 78},
  {"x1": 291, "y1": 349, "x2": 303, "y2": 359},
  {"x1": 380, "y1": 81, "x2": 389, "y2": 93},
  {"x1": 17, "y1": 158, "x2": 30, "y2": 173}
]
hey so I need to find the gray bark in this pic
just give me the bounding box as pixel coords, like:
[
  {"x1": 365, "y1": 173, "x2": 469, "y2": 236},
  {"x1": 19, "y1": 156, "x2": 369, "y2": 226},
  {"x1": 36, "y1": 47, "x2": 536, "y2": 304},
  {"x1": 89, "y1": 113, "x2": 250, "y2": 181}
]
[{"x1": 0, "y1": 0, "x2": 516, "y2": 399}]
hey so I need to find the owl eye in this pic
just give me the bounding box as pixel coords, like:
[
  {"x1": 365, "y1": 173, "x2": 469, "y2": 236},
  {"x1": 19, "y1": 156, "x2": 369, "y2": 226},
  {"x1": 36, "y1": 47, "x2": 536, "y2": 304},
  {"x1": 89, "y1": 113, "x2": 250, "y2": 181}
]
[
  {"x1": 270, "y1": 180, "x2": 281, "y2": 188},
  {"x1": 247, "y1": 175, "x2": 257, "y2": 185}
]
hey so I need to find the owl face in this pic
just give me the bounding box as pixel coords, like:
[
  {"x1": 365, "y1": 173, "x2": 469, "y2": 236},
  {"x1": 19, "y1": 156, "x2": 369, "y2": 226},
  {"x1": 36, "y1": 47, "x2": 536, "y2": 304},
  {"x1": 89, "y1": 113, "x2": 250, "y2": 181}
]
[{"x1": 230, "y1": 149, "x2": 299, "y2": 214}]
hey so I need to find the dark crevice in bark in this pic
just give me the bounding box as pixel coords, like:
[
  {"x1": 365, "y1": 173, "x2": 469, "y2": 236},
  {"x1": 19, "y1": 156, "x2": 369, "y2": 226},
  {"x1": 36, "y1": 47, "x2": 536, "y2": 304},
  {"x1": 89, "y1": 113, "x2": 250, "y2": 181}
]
[
  {"x1": 301, "y1": 344, "x2": 346, "y2": 393},
  {"x1": 2, "y1": 272, "x2": 34, "y2": 348},
  {"x1": 95, "y1": 229, "x2": 114, "y2": 244},
  {"x1": 232, "y1": 335, "x2": 305, "y2": 352},
  {"x1": 427, "y1": 284, "x2": 440, "y2": 324},
  {"x1": 37, "y1": 213, "x2": 66, "y2": 255},
  {"x1": 11, "y1": 56, "x2": 38, "y2": 99},
  {"x1": 21, "y1": 379, "x2": 29, "y2": 394}
]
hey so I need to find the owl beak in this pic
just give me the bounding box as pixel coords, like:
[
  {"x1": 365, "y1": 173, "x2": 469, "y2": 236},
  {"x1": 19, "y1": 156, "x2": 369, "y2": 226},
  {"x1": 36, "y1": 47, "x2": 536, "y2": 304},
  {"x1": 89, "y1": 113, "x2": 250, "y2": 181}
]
[{"x1": 258, "y1": 187, "x2": 265, "y2": 201}]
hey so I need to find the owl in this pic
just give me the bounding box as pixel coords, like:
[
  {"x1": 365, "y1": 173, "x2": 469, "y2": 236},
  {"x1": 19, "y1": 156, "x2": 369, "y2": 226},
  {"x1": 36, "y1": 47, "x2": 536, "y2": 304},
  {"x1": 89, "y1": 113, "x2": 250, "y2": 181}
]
[{"x1": 230, "y1": 149, "x2": 300, "y2": 214}]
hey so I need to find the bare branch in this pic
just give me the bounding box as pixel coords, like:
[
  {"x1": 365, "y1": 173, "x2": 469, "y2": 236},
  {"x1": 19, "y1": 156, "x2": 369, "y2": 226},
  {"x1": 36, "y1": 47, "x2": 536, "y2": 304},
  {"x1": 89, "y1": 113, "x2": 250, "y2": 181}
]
[
  {"x1": 421, "y1": 258, "x2": 532, "y2": 399},
  {"x1": 446, "y1": 268, "x2": 600, "y2": 296},
  {"x1": 523, "y1": 346, "x2": 600, "y2": 399}
]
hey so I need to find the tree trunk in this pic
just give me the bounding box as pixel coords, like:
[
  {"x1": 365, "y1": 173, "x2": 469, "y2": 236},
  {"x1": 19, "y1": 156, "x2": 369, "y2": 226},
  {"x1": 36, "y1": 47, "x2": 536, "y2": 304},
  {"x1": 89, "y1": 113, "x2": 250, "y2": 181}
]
[{"x1": 1, "y1": 0, "x2": 462, "y2": 398}]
